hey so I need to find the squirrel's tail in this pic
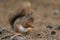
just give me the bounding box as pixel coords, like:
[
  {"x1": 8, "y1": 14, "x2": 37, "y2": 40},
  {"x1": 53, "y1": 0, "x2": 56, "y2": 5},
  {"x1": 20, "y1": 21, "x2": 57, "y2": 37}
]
[{"x1": 8, "y1": 9, "x2": 26, "y2": 26}]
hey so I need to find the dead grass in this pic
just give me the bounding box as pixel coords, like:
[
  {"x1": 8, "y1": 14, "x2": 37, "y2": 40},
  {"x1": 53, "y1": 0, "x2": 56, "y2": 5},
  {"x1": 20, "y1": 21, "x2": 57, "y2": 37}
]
[{"x1": 0, "y1": 0, "x2": 60, "y2": 40}]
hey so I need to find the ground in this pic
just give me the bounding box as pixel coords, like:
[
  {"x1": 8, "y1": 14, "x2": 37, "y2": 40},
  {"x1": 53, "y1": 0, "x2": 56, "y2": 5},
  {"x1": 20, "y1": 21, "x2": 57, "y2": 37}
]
[{"x1": 0, "y1": 0, "x2": 60, "y2": 40}]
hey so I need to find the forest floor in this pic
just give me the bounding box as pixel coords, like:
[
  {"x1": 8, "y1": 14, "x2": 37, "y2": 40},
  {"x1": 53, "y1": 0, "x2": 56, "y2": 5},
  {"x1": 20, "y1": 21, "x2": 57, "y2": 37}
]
[{"x1": 0, "y1": 0, "x2": 60, "y2": 40}]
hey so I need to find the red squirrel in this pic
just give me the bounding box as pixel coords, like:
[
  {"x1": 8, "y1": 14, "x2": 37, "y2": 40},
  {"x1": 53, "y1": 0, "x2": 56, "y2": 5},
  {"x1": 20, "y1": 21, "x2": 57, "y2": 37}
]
[{"x1": 9, "y1": 8, "x2": 34, "y2": 33}]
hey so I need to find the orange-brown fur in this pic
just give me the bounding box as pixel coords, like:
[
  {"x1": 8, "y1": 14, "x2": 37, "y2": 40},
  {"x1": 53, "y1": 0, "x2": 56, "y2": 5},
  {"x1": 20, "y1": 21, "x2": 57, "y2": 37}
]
[
  {"x1": 22, "y1": 8, "x2": 34, "y2": 28},
  {"x1": 9, "y1": 8, "x2": 34, "y2": 33}
]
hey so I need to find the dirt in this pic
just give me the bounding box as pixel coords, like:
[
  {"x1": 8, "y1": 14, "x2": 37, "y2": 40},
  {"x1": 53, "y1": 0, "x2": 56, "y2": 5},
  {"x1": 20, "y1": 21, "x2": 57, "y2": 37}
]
[{"x1": 0, "y1": 0, "x2": 60, "y2": 40}]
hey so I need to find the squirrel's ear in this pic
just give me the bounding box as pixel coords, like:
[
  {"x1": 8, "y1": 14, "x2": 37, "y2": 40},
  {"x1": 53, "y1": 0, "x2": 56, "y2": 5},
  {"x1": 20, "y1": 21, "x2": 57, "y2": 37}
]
[{"x1": 20, "y1": 9, "x2": 26, "y2": 16}]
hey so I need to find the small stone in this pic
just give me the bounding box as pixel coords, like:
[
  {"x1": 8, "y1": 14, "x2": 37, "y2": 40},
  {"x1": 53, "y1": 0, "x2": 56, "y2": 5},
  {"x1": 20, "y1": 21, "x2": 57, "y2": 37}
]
[
  {"x1": 12, "y1": 36, "x2": 27, "y2": 40},
  {"x1": 57, "y1": 26, "x2": 60, "y2": 29},
  {"x1": 0, "y1": 28, "x2": 3, "y2": 34},
  {"x1": 46, "y1": 25, "x2": 53, "y2": 29},
  {"x1": 53, "y1": 9, "x2": 59, "y2": 15},
  {"x1": 37, "y1": 34, "x2": 41, "y2": 36},
  {"x1": 51, "y1": 31, "x2": 56, "y2": 35}
]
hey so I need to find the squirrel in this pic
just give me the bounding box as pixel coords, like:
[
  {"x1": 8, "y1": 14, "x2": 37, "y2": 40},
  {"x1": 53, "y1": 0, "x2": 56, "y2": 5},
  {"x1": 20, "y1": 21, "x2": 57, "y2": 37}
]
[{"x1": 9, "y1": 8, "x2": 34, "y2": 33}]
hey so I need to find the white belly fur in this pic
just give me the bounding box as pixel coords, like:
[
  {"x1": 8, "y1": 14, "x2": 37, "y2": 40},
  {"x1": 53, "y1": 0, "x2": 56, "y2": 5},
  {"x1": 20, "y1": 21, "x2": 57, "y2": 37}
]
[
  {"x1": 19, "y1": 25, "x2": 28, "y2": 32},
  {"x1": 13, "y1": 18, "x2": 32, "y2": 33}
]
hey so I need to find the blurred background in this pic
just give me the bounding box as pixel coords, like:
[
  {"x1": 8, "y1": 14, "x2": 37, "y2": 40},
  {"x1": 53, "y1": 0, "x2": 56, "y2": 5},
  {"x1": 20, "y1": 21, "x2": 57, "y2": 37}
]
[{"x1": 0, "y1": 0, "x2": 60, "y2": 40}]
